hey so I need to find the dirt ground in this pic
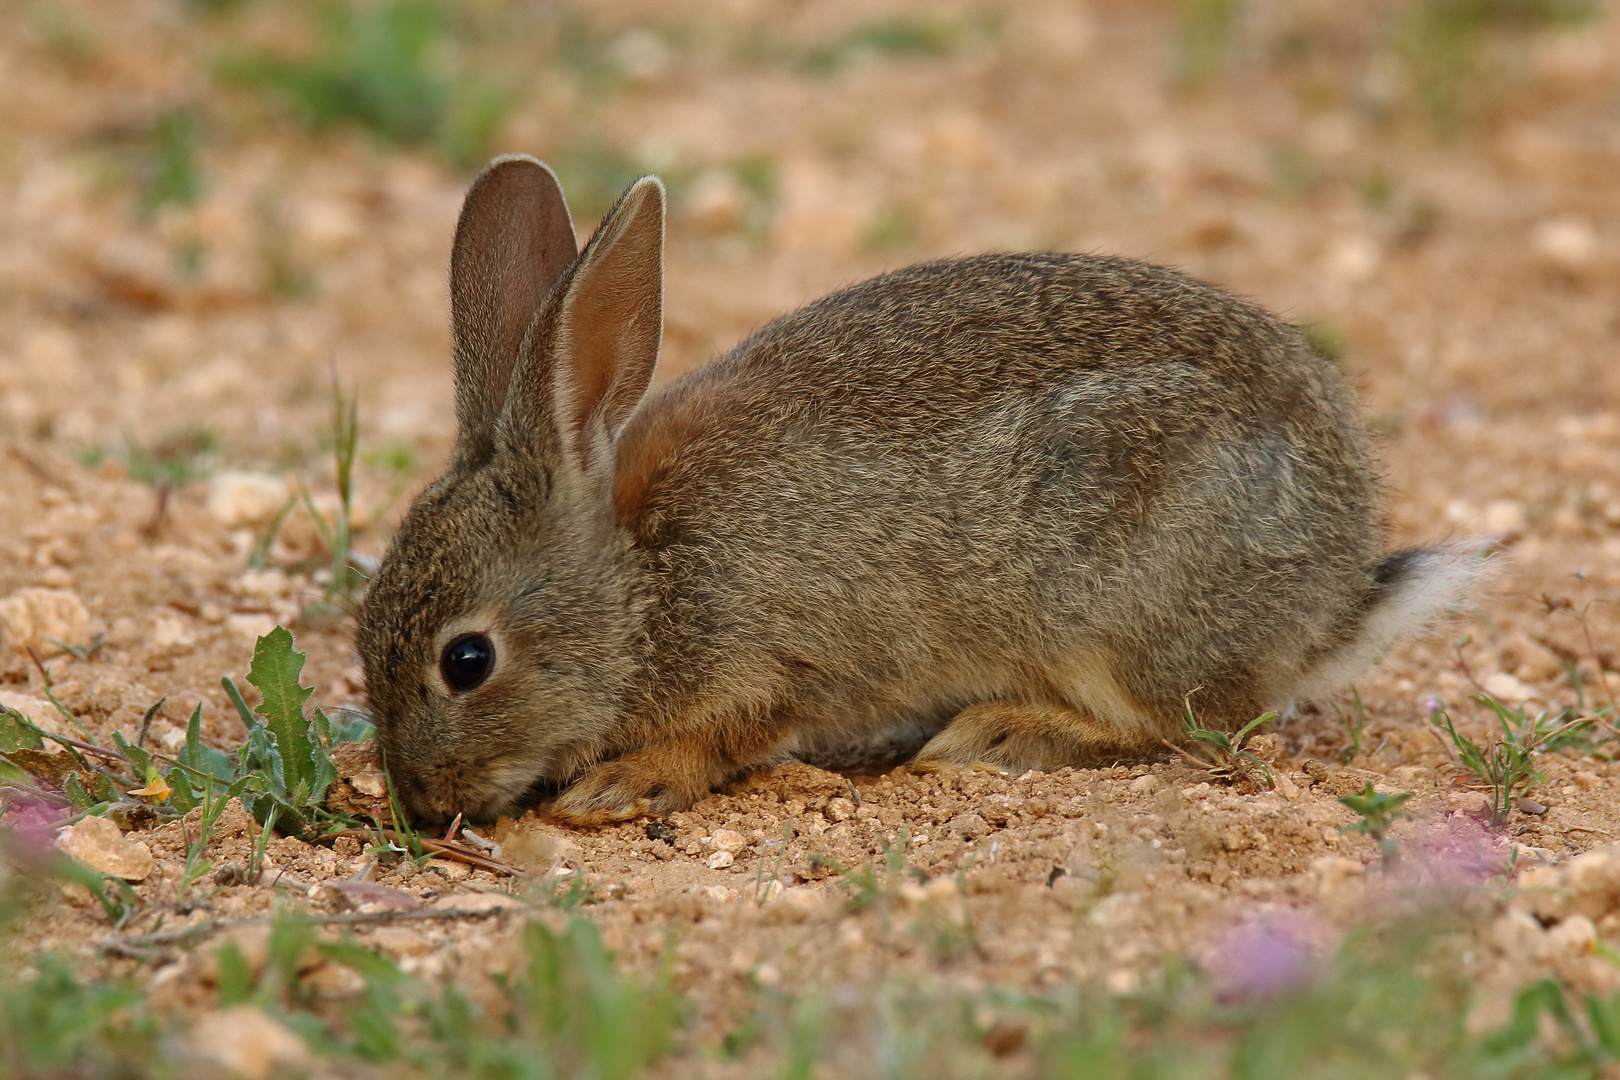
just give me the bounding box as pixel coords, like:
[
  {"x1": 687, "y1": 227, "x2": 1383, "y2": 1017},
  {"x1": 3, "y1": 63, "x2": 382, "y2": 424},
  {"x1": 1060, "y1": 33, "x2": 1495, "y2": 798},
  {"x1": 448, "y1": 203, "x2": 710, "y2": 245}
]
[{"x1": 5, "y1": 0, "x2": 1620, "y2": 1065}]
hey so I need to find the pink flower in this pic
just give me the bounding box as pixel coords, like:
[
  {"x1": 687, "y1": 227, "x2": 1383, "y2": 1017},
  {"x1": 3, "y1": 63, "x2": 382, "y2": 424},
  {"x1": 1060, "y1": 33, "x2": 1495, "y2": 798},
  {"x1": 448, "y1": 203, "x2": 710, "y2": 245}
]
[
  {"x1": 1403, "y1": 814, "x2": 1503, "y2": 886},
  {"x1": 1204, "y1": 909, "x2": 1329, "y2": 1001},
  {"x1": 1, "y1": 797, "x2": 64, "y2": 865}
]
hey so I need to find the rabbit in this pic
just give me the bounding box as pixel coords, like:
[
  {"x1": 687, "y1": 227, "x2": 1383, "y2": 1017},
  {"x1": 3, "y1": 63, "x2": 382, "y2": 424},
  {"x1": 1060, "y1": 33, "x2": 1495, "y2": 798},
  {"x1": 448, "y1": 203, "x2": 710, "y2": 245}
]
[{"x1": 356, "y1": 154, "x2": 1479, "y2": 825}]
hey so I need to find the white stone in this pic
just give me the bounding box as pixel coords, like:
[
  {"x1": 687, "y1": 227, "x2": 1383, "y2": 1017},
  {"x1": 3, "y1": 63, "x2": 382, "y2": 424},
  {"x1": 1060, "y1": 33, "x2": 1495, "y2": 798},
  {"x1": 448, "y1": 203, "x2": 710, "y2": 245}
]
[
  {"x1": 428, "y1": 892, "x2": 525, "y2": 913},
  {"x1": 1325, "y1": 234, "x2": 1380, "y2": 283},
  {"x1": 705, "y1": 850, "x2": 735, "y2": 870},
  {"x1": 1532, "y1": 217, "x2": 1597, "y2": 270},
  {"x1": 348, "y1": 763, "x2": 388, "y2": 799},
  {"x1": 1482, "y1": 672, "x2": 1536, "y2": 704},
  {"x1": 0, "y1": 588, "x2": 88, "y2": 654},
  {"x1": 226, "y1": 613, "x2": 278, "y2": 642},
  {"x1": 1492, "y1": 907, "x2": 1548, "y2": 956},
  {"x1": 681, "y1": 170, "x2": 749, "y2": 235},
  {"x1": 206, "y1": 471, "x2": 290, "y2": 529},
  {"x1": 57, "y1": 815, "x2": 154, "y2": 881},
  {"x1": 422, "y1": 858, "x2": 470, "y2": 882},
  {"x1": 1087, "y1": 893, "x2": 1137, "y2": 928},
  {"x1": 1548, "y1": 913, "x2": 1598, "y2": 953},
  {"x1": 232, "y1": 570, "x2": 295, "y2": 602},
  {"x1": 709, "y1": 828, "x2": 746, "y2": 853},
  {"x1": 768, "y1": 887, "x2": 824, "y2": 921},
  {"x1": 188, "y1": 1006, "x2": 310, "y2": 1080},
  {"x1": 1482, "y1": 499, "x2": 1527, "y2": 537}
]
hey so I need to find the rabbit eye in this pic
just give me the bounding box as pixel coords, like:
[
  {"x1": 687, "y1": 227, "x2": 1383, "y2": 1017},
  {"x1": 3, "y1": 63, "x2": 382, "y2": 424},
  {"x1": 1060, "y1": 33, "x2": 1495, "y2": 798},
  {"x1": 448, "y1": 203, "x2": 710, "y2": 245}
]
[{"x1": 440, "y1": 634, "x2": 494, "y2": 693}]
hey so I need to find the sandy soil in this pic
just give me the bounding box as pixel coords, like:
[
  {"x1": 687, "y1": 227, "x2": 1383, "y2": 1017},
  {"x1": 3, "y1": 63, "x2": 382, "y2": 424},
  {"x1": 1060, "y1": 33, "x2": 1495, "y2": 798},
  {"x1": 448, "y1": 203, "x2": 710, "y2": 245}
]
[{"x1": 4, "y1": 0, "x2": 1620, "y2": 1061}]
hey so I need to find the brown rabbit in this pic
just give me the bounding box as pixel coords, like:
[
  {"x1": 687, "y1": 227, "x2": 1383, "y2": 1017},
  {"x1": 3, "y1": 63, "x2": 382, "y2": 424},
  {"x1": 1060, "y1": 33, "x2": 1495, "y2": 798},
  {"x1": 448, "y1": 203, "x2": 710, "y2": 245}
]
[{"x1": 356, "y1": 155, "x2": 1477, "y2": 825}]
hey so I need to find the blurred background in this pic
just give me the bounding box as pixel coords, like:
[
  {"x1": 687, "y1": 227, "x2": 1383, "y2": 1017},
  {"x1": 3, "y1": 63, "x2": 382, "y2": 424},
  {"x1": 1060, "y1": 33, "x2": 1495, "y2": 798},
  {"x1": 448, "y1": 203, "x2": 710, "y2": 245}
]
[{"x1": 0, "y1": 0, "x2": 1616, "y2": 553}]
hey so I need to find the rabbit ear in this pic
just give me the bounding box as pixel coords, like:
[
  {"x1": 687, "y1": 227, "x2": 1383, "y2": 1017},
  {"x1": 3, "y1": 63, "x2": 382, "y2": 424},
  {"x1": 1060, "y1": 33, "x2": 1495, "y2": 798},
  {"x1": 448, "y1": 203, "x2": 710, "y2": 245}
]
[
  {"x1": 500, "y1": 176, "x2": 664, "y2": 473},
  {"x1": 448, "y1": 155, "x2": 577, "y2": 469}
]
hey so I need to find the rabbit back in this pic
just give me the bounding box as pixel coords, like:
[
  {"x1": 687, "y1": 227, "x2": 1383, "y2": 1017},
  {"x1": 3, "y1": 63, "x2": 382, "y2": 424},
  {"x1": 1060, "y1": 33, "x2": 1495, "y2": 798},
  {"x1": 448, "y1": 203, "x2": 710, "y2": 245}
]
[{"x1": 612, "y1": 252, "x2": 1381, "y2": 752}]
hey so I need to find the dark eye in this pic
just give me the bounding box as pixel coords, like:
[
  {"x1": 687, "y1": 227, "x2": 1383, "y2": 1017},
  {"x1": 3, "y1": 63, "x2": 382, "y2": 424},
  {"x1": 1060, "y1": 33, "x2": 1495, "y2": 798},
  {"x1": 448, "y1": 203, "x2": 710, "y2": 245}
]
[{"x1": 440, "y1": 633, "x2": 494, "y2": 693}]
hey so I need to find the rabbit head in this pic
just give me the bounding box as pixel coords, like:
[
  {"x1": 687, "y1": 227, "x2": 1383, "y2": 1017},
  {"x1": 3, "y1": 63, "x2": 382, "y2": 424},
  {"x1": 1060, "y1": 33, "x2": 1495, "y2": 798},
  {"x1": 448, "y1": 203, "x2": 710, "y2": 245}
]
[{"x1": 356, "y1": 156, "x2": 665, "y2": 821}]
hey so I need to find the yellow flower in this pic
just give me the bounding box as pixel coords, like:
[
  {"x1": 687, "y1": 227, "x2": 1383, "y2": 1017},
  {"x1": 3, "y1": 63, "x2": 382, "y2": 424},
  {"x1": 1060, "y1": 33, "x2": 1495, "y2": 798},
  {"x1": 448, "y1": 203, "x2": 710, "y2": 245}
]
[{"x1": 128, "y1": 764, "x2": 173, "y2": 803}]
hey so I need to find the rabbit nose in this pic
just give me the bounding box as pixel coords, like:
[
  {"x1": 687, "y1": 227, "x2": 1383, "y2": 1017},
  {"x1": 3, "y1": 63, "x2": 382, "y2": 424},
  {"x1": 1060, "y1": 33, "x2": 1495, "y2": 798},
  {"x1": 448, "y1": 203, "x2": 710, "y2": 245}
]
[{"x1": 385, "y1": 764, "x2": 452, "y2": 825}]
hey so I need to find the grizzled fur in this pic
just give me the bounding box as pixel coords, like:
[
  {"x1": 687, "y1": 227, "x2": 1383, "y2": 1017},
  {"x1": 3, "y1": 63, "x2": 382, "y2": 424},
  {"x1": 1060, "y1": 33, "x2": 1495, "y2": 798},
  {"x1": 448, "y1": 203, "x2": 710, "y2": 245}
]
[{"x1": 357, "y1": 154, "x2": 1475, "y2": 824}]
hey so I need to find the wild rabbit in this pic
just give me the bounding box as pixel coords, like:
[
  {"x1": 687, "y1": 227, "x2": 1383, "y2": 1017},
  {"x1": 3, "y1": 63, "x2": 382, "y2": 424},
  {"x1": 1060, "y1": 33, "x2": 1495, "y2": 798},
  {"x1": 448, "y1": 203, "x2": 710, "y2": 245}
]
[{"x1": 357, "y1": 155, "x2": 1476, "y2": 825}]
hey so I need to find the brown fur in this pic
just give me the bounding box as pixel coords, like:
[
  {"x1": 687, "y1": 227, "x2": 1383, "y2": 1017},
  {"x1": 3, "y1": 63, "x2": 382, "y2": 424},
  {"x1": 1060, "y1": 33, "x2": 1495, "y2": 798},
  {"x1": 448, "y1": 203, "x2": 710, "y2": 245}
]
[{"x1": 356, "y1": 156, "x2": 1474, "y2": 825}]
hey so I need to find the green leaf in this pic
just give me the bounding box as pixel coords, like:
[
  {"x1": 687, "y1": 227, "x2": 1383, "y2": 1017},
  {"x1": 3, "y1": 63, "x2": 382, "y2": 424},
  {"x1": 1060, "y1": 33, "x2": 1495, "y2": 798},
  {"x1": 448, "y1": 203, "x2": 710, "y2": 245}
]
[
  {"x1": 246, "y1": 626, "x2": 332, "y2": 807},
  {"x1": 2, "y1": 748, "x2": 78, "y2": 789},
  {"x1": 242, "y1": 721, "x2": 282, "y2": 792},
  {"x1": 0, "y1": 707, "x2": 44, "y2": 752},
  {"x1": 1233, "y1": 711, "x2": 1280, "y2": 745},
  {"x1": 112, "y1": 731, "x2": 151, "y2": 782},
  {"x1": 221, "y1": 676, "x2": 259, "y2": 733},
  {"x1": 0, "y1": 756, "x2": 29, "y2": 786},
  {"x1": 177, "y1": 702, "x2": 238, "y2": 782},
  {"x1": 91, "y1": 772, "x2": 123, "y2": 805},
  {"x1": 167, "y1": 766, "x2": 200, "y2": 814},
  {"x1": 215, "y1": 942, "x2": 254, "y2": 1006},
  {"x1": 329, "y1": 711, "x2": 376, "y2": 744},
  {"x1": 243, "y1": 786, "x2": 316, "y2": 841},
  {"x1": 64, "y1": 772, "x2": 94, "y2": 811}
]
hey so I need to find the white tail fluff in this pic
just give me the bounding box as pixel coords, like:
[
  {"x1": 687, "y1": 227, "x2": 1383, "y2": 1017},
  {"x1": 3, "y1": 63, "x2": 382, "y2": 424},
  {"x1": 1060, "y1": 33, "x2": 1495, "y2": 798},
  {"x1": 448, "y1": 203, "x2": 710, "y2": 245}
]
[{"x1": 1285, "y1": 543, "x2": 1487, "y2": 702}]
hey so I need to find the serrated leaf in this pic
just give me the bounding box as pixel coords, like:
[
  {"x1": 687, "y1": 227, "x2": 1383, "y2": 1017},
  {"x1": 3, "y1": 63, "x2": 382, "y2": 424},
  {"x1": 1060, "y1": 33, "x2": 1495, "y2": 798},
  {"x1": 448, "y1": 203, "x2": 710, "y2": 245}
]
[
  {"x1": 243, "y1": 626, "x2": 340, "y2": 815},
  {"x1": 246, "y1": 627, "x2": 318, "y2": 796}
]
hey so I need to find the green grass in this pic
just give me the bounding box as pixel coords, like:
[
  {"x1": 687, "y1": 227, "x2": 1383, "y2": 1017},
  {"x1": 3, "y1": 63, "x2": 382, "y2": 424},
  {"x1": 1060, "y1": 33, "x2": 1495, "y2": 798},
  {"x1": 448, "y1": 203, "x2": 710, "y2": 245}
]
[
  {"x1": 802, "y1": 16, "x2": 966, "y2": 74},
  {"x1": 548, "y1": 142, "x2": 661, "y2": 229},
  {"x1": 1430, "y1": 694, "x2": 1595, "y2": 826},
  {"x1": 1, "y1": 625, "x2": 359, "y2": 851},
  {"x1": 302, "y1": 382, "x2": 367, "y2": 610},
  {"x1": 136, "y1": 106, "x2": 204, "y2": 217},
  {"x1": 860, "y1": 200, "x2": 920, "y2": 252},
  {"x1": 122, "y1": 427, "x2": 221, "y2": 491},
  {"x1": 1332, "y1": 685, "x2": 1368, "y2": 762},
  {"x1": 222, "y1": 0, "x2": 508, "y2": 167},
  {"x1": 1393, "y1": 0, "x2": 1600, "y2": 130},
  {"x1": 1175, "y1": 0, "x2": 1600, "y2": 131},
  {"x1": 6, "y1": 894, "x2": 1620, "y2": 1077},
  {"x1": 1167, "y1": 703, "x2": 1278, "y2": 787},
  {"x1": 1338, "y1": 782, "x2": 1413, "y2": 872},
  {"x1": 1176, "y1": 0, "x2": 1245, "y2": 85},
  {"x1": 6, "y1": 633, "x2": 1620, "y2": 1077}
]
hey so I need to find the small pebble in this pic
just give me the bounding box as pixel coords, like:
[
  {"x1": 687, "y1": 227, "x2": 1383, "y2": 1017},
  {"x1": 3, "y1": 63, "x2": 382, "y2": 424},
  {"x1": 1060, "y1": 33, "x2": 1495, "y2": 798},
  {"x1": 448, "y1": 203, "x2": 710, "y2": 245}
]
[{"x1": 1518, "y1": 797, "x2": 1549, "y2": 816}]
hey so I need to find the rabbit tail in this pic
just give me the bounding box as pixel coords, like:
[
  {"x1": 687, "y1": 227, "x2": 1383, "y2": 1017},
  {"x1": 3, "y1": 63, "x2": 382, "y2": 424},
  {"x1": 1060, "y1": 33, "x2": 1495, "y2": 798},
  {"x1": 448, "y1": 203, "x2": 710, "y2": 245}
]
[{"x1": 1285, "y1": 544, "x2": 1486, "y2": 703}]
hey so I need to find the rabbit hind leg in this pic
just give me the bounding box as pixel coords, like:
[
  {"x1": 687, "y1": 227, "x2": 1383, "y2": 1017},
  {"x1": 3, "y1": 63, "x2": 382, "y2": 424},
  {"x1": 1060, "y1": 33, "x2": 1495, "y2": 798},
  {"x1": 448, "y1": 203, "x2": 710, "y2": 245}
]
[{"x1": 910, "y1": 700, "x2": 1141, "y2": 774}]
